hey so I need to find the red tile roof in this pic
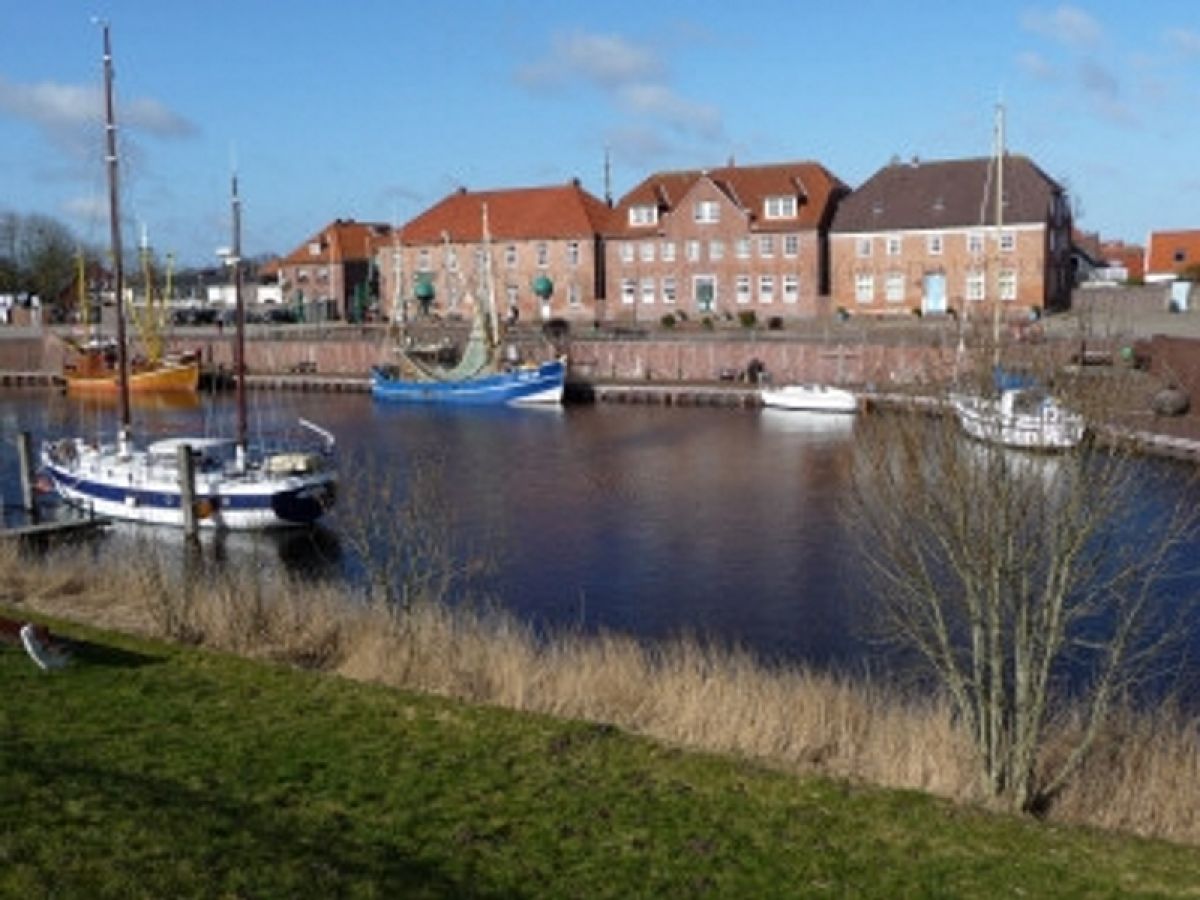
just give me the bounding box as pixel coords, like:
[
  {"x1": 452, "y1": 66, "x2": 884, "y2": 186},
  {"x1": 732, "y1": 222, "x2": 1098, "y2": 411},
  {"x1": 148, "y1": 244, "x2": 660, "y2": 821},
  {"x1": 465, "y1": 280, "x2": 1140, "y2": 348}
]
[
  {"x1": 1099, "y1": 239, "x2": 1145, "y2": 280},
  {"x1": 609, "y1": 161, "x2": 847, "y2": 235},
  {"x1": 278, "y1": 220, "x2": 393, "y2": 266},
  {"x1": 1145, "y1": 230, "x2": 1200, "y2": 277},
  {"x1": 401, "y1": 181, "x2": 611, "y2": 244}
]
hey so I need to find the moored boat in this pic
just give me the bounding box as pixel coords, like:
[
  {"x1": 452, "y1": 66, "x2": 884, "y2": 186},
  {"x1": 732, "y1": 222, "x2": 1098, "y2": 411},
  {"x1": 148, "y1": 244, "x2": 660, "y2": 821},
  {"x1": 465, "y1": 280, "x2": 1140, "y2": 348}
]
[{"x1": 760, "y1": 383, "x2": 858, "y2": 413}]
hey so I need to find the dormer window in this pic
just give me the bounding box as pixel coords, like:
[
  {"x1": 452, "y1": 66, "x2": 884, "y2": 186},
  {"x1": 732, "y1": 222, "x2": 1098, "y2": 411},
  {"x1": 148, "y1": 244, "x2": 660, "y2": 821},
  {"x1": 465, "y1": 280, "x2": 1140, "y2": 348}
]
[
  {"x1": 307, "y1": 241, "x2": 322, "y2": 256},
  {"x1": 629, "y1": 205, "x2": 658, "y2": 227},
  {"x1": 764, "y1": 196, "x2": 797, "y2": 219}
]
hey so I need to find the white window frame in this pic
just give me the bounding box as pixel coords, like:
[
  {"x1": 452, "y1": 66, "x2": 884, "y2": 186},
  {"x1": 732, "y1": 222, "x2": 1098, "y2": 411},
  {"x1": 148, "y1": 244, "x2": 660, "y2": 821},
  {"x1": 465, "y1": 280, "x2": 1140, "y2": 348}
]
[
  {"x1": 966, "y1": 269, "x2": 985, "y2": 302},
  {"x1": 567, "y1": 241, "x2": 581, "y2": 266},
  {"x1": 694, "y1": 200, "x2": 720, "y2": 223},
  {"x1": 855, "y1": 273, "x2": 875, "y2": 304},
  {"x1": 568, "y1": 283, "x2": 582, "y2": 307},
  {"x1": 640, "y1": 241, "x2": 656, "y2": 263},
  {"x1": 736, "y1": 275, "x2": 752, "y2": 305},
  {"x1": 856, "y1": 237, "x2": 873, "y2": 258},
  {"x1": 641, "y1": 277, "x2": 656, "y2": 305},
  {"x1": 505, "y1": 244, "x2": 518, "y2": 268},
  {"x1": 662, "y1": 276, "x2": 677, "y2": 304},
  {"x1": 629, "y1": 205, "x2": 658, "y2": 227},
  {"x1": 999, "y1": 230, "x2": 1016, "y2": 253},
  {"x1": 764, "y1": 196, "x2": 797, "y2": 219},
  {"x1": 759, "y1": 235, "x2": 775, "y2": 258},
  {"x1": 620, "y1": 242, "x2": 634, "y2": 264},
  {"x1": 661, "y1": 241, "x2": 676, "y2": 263},
  {"x1": 927, "y1": 233, "x2": 944, "y2": 255},
  {"x1": 783, "y1": 234, "x2": 800, "y2": 258},
  {"x1": 886, "y1": 235, "x2": 902, "y2": 257},
  {"x1": 758, "y1": 274, "x2": 775, "y2": 304},
  {"x1": 735, "y1": 238, "x2": 751, "y2": 260},
  {"x1": 535, "y1": 242, "x2": 549, "y2": 268},
  {"x1": 967, "y1": 231, "x2": 984, "y2": 256},
  {"x1": 621, "y1": 278, "x2": 636, "y2": 305},
  {"x1": 783, "y1": 274, "x2": 799, "y2": 304},
  {"x1": 998, "y1": 268, "x2": 1017, "y2": 301},
  {"x1": 709, "y1": 240, "x2": 725, "y2": 261},
  {"x1": 686, "y1": 240, "x2": 701, "y2": 262},
  {"x1": 885, "y1": 272, "x2": 905, "y2": 304}
]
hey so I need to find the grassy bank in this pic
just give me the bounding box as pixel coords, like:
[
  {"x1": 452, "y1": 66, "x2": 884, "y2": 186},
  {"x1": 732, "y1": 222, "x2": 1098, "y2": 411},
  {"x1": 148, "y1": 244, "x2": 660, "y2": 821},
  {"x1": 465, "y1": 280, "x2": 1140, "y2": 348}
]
[
  {"x1": 5, "y1": 617, "x2": 1200, "y2": 898},
  {"x1": 2, "y1": 537, "x2": 1199, "y2": 858}
]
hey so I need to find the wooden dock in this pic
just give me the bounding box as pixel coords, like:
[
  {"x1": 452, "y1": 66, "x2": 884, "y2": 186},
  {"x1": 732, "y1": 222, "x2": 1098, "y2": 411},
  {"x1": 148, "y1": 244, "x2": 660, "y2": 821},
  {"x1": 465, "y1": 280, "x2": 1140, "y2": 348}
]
[{"x1": 0, "y1": 512, "x2": 110, "y2": 543}]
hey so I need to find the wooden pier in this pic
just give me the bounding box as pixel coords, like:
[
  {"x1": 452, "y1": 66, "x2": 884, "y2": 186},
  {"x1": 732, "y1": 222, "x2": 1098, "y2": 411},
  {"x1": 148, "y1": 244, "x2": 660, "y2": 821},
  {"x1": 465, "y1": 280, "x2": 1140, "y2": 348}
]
[{"x1": 0, "y1": 512, "x2": 110, "y2": 543}]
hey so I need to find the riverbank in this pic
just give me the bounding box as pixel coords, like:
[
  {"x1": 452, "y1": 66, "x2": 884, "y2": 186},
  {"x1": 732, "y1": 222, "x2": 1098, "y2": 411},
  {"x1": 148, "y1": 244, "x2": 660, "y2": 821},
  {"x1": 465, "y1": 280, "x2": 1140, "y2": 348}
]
[
  {"x1": 9, "y1": 611, "x2": 1200, "y2": 896},
  {"x1": 3, "y1": 539, "x2": 1199, "y2": 853}
]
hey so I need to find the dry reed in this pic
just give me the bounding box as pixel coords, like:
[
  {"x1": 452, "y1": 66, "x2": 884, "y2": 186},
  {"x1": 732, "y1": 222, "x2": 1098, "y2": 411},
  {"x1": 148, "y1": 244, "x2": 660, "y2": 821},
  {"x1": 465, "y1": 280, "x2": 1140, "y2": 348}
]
[{"x1": 3, "y1": 541, "x2": 1198, "y2": 846}]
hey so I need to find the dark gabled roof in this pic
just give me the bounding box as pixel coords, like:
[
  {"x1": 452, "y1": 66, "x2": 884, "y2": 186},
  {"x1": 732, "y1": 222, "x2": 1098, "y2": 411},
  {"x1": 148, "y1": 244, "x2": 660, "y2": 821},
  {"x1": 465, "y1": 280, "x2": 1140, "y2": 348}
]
[
  {"x1": 609, "y1": 161, "x2": 847, "y2": 236},
  {"x1": 832, "y1": 155, "x2": 1064, "y2": 233},
  {"x1": 401, "y1": 181, "x2": 612, "y2": 244}
]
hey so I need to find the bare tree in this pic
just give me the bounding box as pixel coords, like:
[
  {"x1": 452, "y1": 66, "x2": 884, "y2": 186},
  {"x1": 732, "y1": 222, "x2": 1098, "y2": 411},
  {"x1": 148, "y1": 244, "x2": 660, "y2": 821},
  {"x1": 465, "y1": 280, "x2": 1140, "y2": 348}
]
[{"x1": 845, "y1": 401, "x2": 1200, "y2": 813}]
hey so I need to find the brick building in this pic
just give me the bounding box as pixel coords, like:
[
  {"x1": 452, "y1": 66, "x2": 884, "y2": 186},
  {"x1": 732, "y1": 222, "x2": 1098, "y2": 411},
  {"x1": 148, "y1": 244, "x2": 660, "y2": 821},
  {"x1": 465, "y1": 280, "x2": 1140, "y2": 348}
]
[
  {"x1": 377, "y1": 181, "x2": 611, "y2": 326},
  {"x1": 276, "y1": 219, "x2": 393, "y2": 323},
  {"x1": 830, "y1": 155, "x2": 1073, "y2": 319},
  {"x1": 604, "y1": 162, "x2": 848, "y2": 323}
]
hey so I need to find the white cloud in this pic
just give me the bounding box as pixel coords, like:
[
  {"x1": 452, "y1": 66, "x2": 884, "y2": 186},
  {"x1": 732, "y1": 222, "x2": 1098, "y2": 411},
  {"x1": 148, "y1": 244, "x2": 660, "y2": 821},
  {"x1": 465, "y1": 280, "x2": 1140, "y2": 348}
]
[
  {"x1": 1165, "y1": 27, "x2": 1200, "y2": 57},
  {"x1": 0, "y1": 75, "x2": 196, "y2": 159},
  {"x1": 516, "y1": 31, "x2": 661, "y2": 89},
  {"x1": 516, "y1": 28, "x2": 724, "y2": 151},
  {"x1": 1020, "y1": 5, "x2": 1103, "y2": 47}
]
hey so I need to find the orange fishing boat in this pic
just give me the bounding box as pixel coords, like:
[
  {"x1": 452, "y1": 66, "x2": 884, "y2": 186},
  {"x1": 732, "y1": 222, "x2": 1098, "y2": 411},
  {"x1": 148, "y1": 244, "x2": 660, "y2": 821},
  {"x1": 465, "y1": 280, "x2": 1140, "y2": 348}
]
[{"x1": 63, "y1": 338, "x2": 199, "y2": 394}]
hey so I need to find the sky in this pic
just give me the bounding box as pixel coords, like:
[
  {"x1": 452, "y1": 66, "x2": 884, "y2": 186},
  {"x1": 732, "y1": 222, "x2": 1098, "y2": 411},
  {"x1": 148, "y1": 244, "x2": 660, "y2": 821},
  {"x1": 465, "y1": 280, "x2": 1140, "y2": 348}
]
[{"x1": 2, "y1": 1, "x2": 1198, "y2": 266}]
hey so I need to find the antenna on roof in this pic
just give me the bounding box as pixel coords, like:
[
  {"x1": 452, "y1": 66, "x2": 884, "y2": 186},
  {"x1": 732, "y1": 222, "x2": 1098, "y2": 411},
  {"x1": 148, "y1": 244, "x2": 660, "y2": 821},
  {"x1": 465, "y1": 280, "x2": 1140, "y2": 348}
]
[{"x1": 603, "y1": 145, "x2": 612, "y2": 207}]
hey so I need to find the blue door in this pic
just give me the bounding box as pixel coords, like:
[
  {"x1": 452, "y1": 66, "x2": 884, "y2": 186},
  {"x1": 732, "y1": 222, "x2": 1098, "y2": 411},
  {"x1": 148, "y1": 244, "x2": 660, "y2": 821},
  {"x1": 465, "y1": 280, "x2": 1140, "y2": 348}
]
[{"x1": 923, "y1": 273, "x2": 947, "y2": 314}]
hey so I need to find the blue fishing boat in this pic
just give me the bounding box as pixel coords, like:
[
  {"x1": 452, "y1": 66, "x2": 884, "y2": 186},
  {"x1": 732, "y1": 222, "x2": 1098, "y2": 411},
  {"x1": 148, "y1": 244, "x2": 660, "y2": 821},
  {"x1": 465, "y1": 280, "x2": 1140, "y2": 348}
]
[{"x1": 370, "y1": 203, "x2": 566, "y2": 407}]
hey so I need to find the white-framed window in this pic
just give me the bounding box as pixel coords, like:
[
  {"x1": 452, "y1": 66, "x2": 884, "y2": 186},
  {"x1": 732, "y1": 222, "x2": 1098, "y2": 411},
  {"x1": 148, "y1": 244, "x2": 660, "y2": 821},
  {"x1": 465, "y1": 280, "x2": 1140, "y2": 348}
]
[
  {"x1": 694, "y1": 200, "x2": 720, "y2": 223},
  {"x1": 856, "y1": 237, "x2": 873, "y2": 258},
  {"x1": 886, "y1": 234, "x2": 902, "y2": 256},
  {"x1": 736, "y1": 275, "x2": 752, "y2": 305},
  {"x1": 661, "y1": 241, "x2": 676, "y2": 263},
  {"x1": 620, "y1": 242, "x2": 634, "y2": 264},
  {"x1": 967, "y1": 231, "x2": 984, "y2": 255},
  {"x1": 783, "y1": 274, "x2": 799, "y2": 303},
  {"x1": 764, "y1": 196, "x2": 797, "y2": 219},
  {"x1": 736, "y1": 238, "x2": 751, "y2": 259},
  {"x1": 535, "y1": 242, "x2": 549, "y2": 267},
  {"x1": 418, "y1": 249, "x2": 432, "y2": 271},
  {"x1": 886, "y1": 272, "x2": 905, "y2": 304},
  {"x1": 445, "y1": 247, "x2": 459, "y2": 272},
  {"x1": 709, "y1": 240, "x2": 725, "y2": 261},
  {"x1": 662, "y1": 276, "x2": 677, "y2": 304},
  {"x1": 308, "y1": 241, "x2": 322, "y2": 256},
  {"x1": 506, "y1": 285, "x2": 519, "y2": 310},
  {"x1": 641, "y1": 277, "x2": 656, "y2": 304},
  {"x1": 999, "y1": 230, "x2": 1015, "y2": 252},
  {"x1": 621, "y1": 278, "x2": 637, "y2": 305},
  {"x1": 629, "y1": 204, "x2": 658, "y2": 227},
  {"x1": 759, "y1": 235, "x2": 775, "y2": 258},
  {"x1": 783, "y1": 234, "x2": 800, "y2": 258},
  {"x1": 998, "y1": 268, "x2": 1017, "y2": 301},
  {"x1": 855, "y1": 273, "x2": 875, "y2": 304},
  {"x1": 568, "y1": 283, "x2": 582, "y2": 307},
  {"x1": 686, "y1": 240, "x2": 701, "y2": 262},
  {"x1": 567, "y1": 241, "x2": 581, "y2": 266},
  {"x1": 967, "y1": 269, "x2": 985, "y2": 302},
  {"x1": 927, "y1": 233, "x2": 944, "y2": 255},
  {"x1": 640, "y1": 241, "x2": 655, "y2": 263},
  {"x1": 758, "y1": 275, "x2": 775, "y2": 304},
  {"x1": 505, "y1": 244, "x2": 517, "y2": 268}
]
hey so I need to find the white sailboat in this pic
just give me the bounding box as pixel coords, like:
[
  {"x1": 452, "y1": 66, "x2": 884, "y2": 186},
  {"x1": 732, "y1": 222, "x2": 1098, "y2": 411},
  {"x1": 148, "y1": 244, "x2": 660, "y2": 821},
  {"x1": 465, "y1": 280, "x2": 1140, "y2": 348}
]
[
  {"x1": 41, "y1": 23, "x2": 337, "y2": 530},
  {"x1": 950, "y1": 104, "x2": 1084, "y2": 452}
]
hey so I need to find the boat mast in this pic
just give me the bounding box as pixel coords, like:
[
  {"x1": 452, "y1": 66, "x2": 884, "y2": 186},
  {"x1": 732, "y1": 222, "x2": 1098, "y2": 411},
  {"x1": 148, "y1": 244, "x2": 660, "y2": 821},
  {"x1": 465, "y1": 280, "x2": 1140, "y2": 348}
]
[
  {"x1": 100, "y1": 21, "x2": 131, "y2": 442},
  {"x1": 231, "y1": 171, "x2": 247, "y2": 465},
  {"x1": 481, "y1": 202, "x2": 500, "y2": 345},
  {"x1": 991, "y1": 102, "x2": 1005, "y2": 367}
]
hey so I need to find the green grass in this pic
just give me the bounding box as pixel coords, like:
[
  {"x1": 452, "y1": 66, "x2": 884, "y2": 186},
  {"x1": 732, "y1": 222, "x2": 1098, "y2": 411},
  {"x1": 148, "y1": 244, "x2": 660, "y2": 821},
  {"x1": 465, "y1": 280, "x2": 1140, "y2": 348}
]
[{"x1": 2, "y1": 616, "x2": 1199, "y2": 898}]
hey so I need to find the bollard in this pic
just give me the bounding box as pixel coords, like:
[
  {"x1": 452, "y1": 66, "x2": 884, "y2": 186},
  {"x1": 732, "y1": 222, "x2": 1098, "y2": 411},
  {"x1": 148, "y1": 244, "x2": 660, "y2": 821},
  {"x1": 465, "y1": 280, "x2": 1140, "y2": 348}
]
[{"x1": 177, "y1": 443, "x2": 198, "y2": 539}]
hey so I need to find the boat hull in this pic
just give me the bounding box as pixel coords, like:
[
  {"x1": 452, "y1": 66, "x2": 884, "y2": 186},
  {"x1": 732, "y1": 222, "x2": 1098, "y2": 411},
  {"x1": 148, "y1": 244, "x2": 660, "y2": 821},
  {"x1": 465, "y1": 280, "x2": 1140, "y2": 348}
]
[
  {"x1": 953, "y1": 393, "x2": 1085, "y2": 451},
  {"x1": 371, "y1": 358, "x2": 566, "y2": 406},
  {"x1": 64, "y1": 358, "x2": 200, "y2": 394},
  {"x1": 760, "y1": 385, "x2": 858, "y2": 414},
  {"x1": 41, "y1": 440, "x2": 336, "y2": 530}
]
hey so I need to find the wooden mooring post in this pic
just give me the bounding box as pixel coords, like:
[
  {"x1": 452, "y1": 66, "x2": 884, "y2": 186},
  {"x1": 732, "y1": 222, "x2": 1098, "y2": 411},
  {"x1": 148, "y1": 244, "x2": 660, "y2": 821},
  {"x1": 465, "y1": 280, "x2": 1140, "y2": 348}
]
[
  {"x1": 17, "y1": 431, "x2": 38, "y2": 521},
  {"x1": 177, "y1": 443, "x2": 198, "y2": 539}
]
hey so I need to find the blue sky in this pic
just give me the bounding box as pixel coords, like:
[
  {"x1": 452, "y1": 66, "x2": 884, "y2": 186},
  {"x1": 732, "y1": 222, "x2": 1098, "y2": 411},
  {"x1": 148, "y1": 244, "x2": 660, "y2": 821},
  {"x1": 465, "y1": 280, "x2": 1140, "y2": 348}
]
[{"x1": 2, "y1": 1, "x2": 1198, "y2": 265}]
